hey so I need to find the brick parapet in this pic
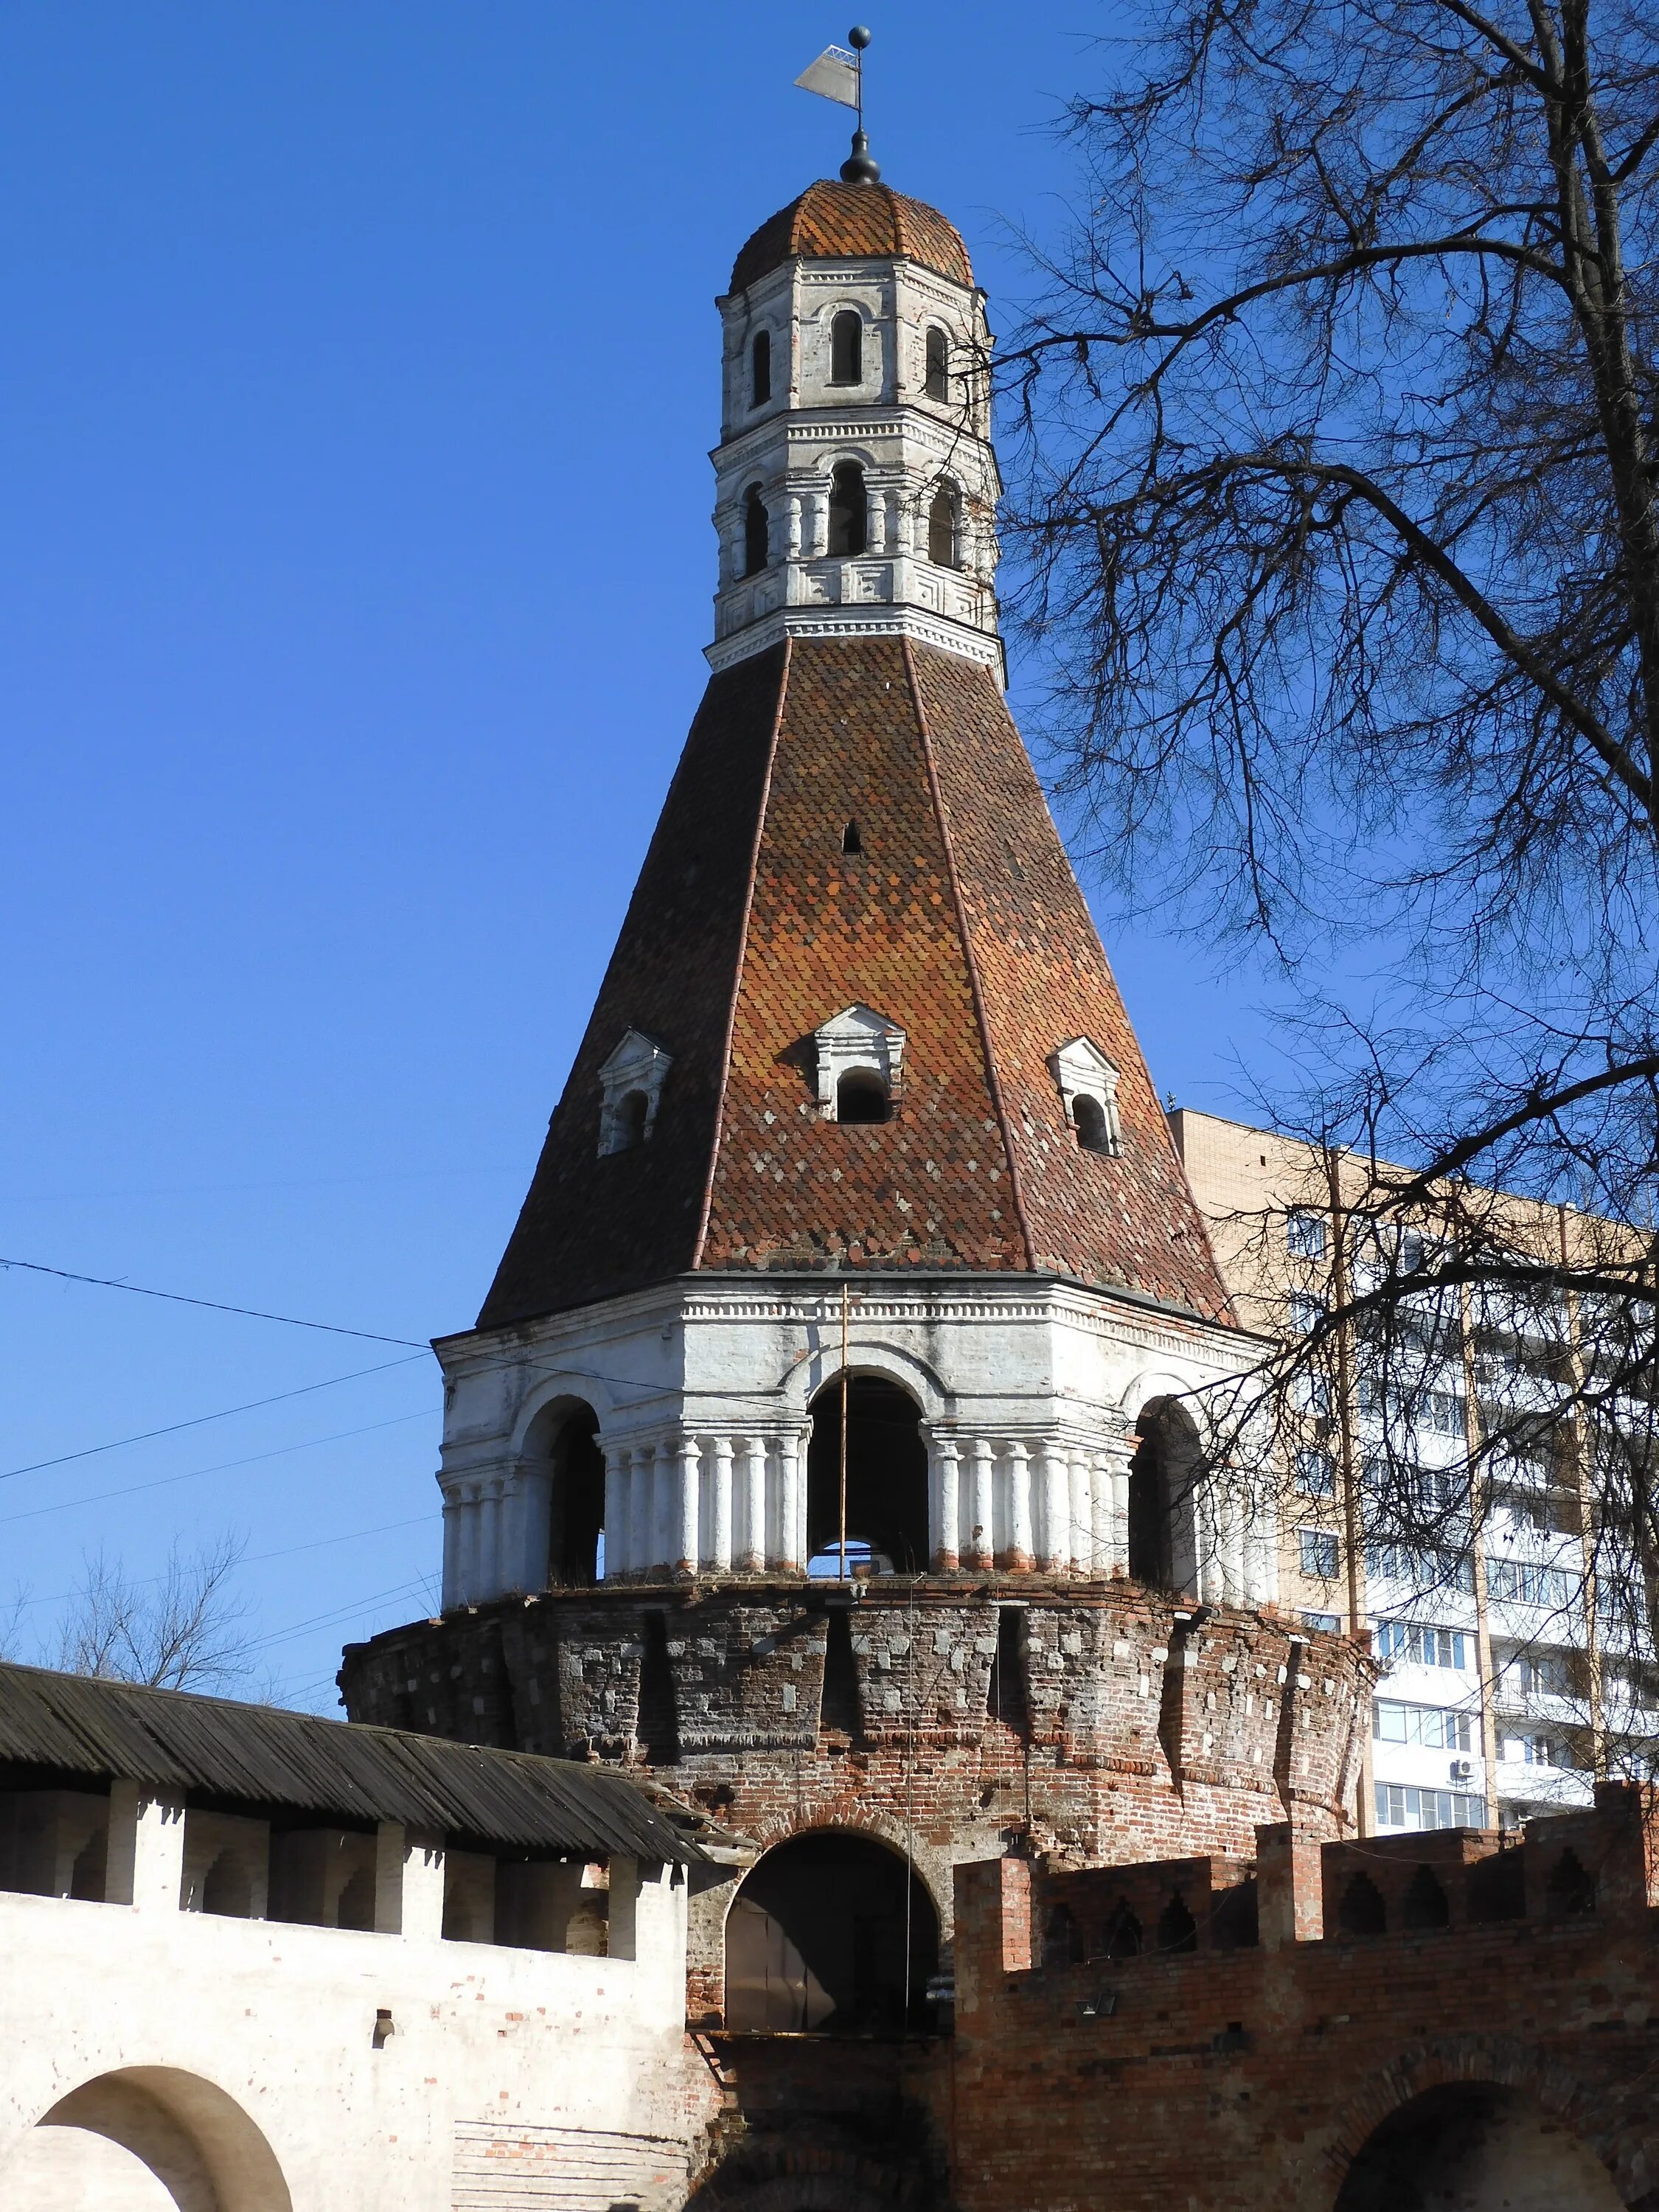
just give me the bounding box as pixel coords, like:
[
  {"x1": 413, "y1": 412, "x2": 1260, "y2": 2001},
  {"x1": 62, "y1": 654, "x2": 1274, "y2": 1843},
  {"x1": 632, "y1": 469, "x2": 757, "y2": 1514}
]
[{"x1": 950, "y1": 1787, "x2": 1659, "y2": 2212}]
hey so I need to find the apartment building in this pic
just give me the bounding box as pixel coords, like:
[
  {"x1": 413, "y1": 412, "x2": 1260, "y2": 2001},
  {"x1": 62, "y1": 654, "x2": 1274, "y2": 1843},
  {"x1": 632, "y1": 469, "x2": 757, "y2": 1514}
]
[{"x1": 1170, "y1": 1107, "x2": 1646, "y2": 1837}]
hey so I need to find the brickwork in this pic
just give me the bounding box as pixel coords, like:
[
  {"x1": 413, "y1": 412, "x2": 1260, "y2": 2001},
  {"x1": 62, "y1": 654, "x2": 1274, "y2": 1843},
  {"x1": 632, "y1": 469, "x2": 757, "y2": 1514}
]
[
  {"x1": 340, "y1": 1581, "x2": 1371, "y2": 2025},
  {"x1": 950, "y1": 1784, "x2": 1659, "y2": 2211}
]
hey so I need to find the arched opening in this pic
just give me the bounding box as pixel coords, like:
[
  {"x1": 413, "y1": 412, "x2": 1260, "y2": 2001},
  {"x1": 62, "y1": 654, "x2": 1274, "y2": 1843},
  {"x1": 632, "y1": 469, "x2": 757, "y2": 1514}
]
[
  {"x1": 742, "y1": 485, "x2": 769, "y2": 577},
  {"x1": 1043, "y1": 1902, "x2": 1083, "y2": 1965},
  {"x1": 1546, "y1": 1846, "x2": 1597, "y2": 1918},
  {"x1": 1101, "y1": 1899, "x2": 1141, "y2": 1960},
  {"x1": 842, "y1": 818, "x2": 863, "y2": 855},
  {"x1": 830, "y1": 310, "x2": 863, "y2": 386},
  {"x1": 524, "y1": 1398, "x2": 608, "y2": 1587},
  {"x1": 1338, "y1": 1871, "x2": 1388, "y2": 1937},
  {"x1": 1156, "y1": 1890, "x2": 1198, "y2": 1952},
  {"x1": 927, "y1": 483, "x2": 958, "y2": 567},
  {"x1": 1334, "y1": 2081, "x2": 1624, "y2": 2211},
  {"x1": 835, "y1": 1067, "x2": 888, "y2": 1123},
  {"x1": 1127, "y1": 1397, "x2": 1201, "y2": 1595},
  {"x1": 827, "y1": 461, "x2": 869, "y2": 557},
  {"x1": 1402, "y1": 1863, "x2": 1451, "y2": 1930},
  {"x1": 615, "y1": 1088, "x2": 650, "y2": 1149},
  {"x1": 807, "y1": 1375, "x2": 928, "y2": 1574},
  {"x1": 1072, "y1": 1093, "x2": 1111, "y2": 1152},
  {"x1": 201, "y1": 1850, "x2": 254, "y2": 1919},
  {"x1": 724, "y1": 1832, "x2": 939, "y2": 2033},
  {"x1": 6, "y1": 2067, "x2": 293, "y2": 2212},
  {"x1": 750, "y1": 328, "x2": 771, "y2": 407},
  {"x1": 925, "y1": 324, "x2": 949, "y2": 400}
]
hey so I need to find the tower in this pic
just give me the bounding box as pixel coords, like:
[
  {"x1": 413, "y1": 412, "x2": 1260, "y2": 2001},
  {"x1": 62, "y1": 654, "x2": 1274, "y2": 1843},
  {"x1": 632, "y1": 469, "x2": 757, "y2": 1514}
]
[{"x1": 341, "y1": 163, "x2": 1370, "y2": 2053}]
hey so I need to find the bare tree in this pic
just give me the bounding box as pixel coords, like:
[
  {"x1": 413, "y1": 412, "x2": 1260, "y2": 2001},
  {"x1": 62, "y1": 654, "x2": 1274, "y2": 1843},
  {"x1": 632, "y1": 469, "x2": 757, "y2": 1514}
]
[
  {"x1": 52, "y1": 1533, "x2": 254, "y2": 1693},
  {"x1": 1004, "y1": 0, "x2": 1659, "y2": 1771}
]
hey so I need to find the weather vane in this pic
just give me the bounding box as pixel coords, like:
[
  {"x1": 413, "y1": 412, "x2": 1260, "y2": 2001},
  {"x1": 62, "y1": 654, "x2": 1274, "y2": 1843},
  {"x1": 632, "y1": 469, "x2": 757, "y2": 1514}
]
[{"x1": 795, "y1": 26, "x2": 879, "y2": 184}]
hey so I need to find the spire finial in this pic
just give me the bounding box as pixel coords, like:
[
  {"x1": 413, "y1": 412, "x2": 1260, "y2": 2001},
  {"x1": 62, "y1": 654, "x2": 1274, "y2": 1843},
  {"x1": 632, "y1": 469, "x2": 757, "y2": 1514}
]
[{"x1": 839, "y1": 27, "x2": 878, "y2": 182}]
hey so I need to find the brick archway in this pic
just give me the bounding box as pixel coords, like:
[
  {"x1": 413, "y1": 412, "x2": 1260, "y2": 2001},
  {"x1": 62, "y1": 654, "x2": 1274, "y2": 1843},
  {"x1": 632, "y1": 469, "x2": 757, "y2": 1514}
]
[{"x1": 1318, "y1": 2036, "x2": 1646, "y2": 2211}]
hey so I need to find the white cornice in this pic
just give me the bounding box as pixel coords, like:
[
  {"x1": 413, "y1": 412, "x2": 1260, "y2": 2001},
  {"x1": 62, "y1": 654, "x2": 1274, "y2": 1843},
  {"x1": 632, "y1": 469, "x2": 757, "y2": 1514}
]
[{"x1": 705, "y1": 602, "x2": 1004, "y2": 678}]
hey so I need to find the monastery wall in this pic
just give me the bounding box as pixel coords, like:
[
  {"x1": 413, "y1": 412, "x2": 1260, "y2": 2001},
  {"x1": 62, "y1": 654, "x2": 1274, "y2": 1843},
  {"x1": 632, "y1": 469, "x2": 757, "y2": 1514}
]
[
  {"x1": 949, "y1": 1784, "x2": 1659, "y2": 2212},
  {"x1": 0, "y1": 1801, "x2": 702, "y2": 2212}
]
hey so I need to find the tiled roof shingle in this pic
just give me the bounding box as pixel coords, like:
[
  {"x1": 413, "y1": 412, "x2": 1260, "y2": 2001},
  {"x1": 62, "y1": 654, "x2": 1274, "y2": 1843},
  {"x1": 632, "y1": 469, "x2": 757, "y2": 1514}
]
[{"x1": 729, "y1": 180, "x2": 974, "y2": 293}]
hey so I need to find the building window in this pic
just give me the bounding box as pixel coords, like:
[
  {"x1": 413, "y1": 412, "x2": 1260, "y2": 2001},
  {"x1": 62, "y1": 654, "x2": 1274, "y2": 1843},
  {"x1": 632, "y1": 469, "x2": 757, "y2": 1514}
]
[
  {"x1": 927, "y1": 483, "x2": 959, "y2": 567},
  {"x1": 1301, "y1": 1611, "x2": 1340, "y2": 1633},
  {"x1": 925, "y1": 324, "x2": 949, "y2": 400},
  {"x1": 1287, "y1": 1208, "x2": 1328, "y2": 1259},
  {"x1": 1049, "y1": 1037, "x2": 1122, "y2": 1157},
  {"x1": 1288, "y1": 1291, "x2": 1326, "y2": 1335},
  {"x1": 814, "y1": 1003, "x2": 905, "y2": 1122},
  {"x1": 1300, "y1": 1529, "x2": 1340, "y2": 1580},
  {"x1": 1486, "y1": 1558, "x2": 1576, "y2": 1611},
  {"x1": 1374, "y1": 1782, "x2": 1487, "y2": 1831},
  {"x1": 1295, "y1": 1447, "x2": 1336, "y2": 1498},
  {"x1": 743, "y1": 485, "x2": 769, "y2": 577},
  {"x1": 597, "y1": 1028, "x2": 672, "y2": 1156},
  {"x1": 1377, "y1": 1620, "x2": 1471, "y2": 1670},
  {"x1": 1373, "y1": 1698, "x2": 1474, "y2": 1750},
  {"x1": 830, "y1": 310, "x2": 863, "y2": 385},
  {"x1": 827, "y1": 461, "x2": 869, "y2": 557},
  {"x1": 751, "y1": 328, "x2": 771, "y2": 407}
]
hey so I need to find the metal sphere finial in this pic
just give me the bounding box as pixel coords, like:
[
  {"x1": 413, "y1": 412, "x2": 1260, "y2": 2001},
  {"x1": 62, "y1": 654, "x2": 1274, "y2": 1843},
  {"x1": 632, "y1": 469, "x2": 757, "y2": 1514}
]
[{"x1": 848, "y1": 25, "x2": 872, "y2": 48}]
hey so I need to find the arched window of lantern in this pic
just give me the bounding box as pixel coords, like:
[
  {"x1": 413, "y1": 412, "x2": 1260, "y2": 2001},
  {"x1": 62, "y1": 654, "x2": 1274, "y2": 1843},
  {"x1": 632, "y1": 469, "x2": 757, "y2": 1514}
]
[
  {"x1": 830, "y1": 310, "x2": 863, "y2": 386},
  {"x1": 598, "y1": 1028, "x2": 672, "y2": 1156},
  {"x1": 751, "y1": 328, "x2": 771, "y2": 408},
  {"x1": 927, "y1": 482, "x2": 959, "y2": 568},
  {"x1": 743, "y1": 485, "x2": 769, "y2": 577},
  {"x1": 814, "y1": 1003, "x2": 905, "y2": 1122},
  {"x1": 828, "y1": 462, "x2": 869, "y2": 557},
  {"x1": 925, "y1": 325, "x2": 949, "y2": 400}
]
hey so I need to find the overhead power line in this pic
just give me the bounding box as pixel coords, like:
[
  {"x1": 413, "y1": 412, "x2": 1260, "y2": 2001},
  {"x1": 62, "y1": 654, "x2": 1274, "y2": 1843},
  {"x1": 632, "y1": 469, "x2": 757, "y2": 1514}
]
[
  {"x1": 0, "y1": 1256, "x2": 427, "y2": 1347},
  {"x1": 0, "y1": 1353, "x2": 428, "y2": 1486}
]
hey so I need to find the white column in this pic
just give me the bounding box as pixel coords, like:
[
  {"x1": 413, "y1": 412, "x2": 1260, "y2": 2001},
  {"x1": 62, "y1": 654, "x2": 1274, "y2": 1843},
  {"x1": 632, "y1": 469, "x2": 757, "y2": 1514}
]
[
  {"x1": 675, "y1": 1433, "x2": 700, "y2": 1576},
  {"x1": 603, "y1": 1446, "x2": 630, "y2": 1582},
  {"x1": 1038, "y1": 1444, "x2": 1069, "y2": 1573},
  {"x1": 1111, "y1": 1453, "x2": 1133, "y2": 1576},
  {"x1": 478, "y1": 1478, "x2": 503, "y2": 1599},
  {"x1": 968, "y1": 1439, "x2": 995, "y2": 1571},
  {"x1": 776, "y1": 1435, "x2": 803, "y2": 1572},
  {"x1": 105, "y1": 1782, "x2": 186, "y2": 1911},
  {"x1": 785, "y1": 492, "x2": 803, "y2": 562},
  {"x1": 1220, "y1": 1492, "x2": 1246, "y2": 1605},
  {"x1": 1089, "y1": 1452, "x2": 1116, "y2": 1574},
  {"x1": 932, "y1": 1436, "x2": 961, "y2": 1572},
  {"x1": 1006, "y1": 1441, "x2": 1033, "y2": 1570},
  {"x1": 711, "y1": 1436, "x2": 734, "y2": 1573},
  {"x1": 1068, "y1": 1454, "x2": 1093, "y2": 1573},
  {"x1": 456, "y1": 1483, "x2": 481, "y2": 1604},
  {"x1": 794, "y1": 1430, "x2": 811, "y2": 1568},
  {"x1": 516, "y1": 1459, "x2": 552, "y2": 1593},
  {"x1": 634, "y1": 1442, "x2": 660, "y2": 1574},
  {"x1": 737, "y1": 1436, "x2": 765, "y2": 1572},
  {"x1": 441, "y1": 1490, "x2": 463, "y2": 1608},
  {"x1": 1244, "y1": 1496, "x2": 1278, "y2": 1605}
]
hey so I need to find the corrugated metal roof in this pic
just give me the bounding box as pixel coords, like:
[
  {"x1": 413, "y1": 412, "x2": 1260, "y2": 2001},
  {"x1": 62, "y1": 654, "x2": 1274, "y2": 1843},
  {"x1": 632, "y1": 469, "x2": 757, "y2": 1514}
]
[{"x1": 0, "y1": 1662, "x2": 704, "y2": 1862}]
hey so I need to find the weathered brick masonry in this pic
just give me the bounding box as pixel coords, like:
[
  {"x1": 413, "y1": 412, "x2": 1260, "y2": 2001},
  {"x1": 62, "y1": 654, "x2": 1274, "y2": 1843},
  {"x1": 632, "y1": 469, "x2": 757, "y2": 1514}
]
[
  {"x1": 950, "y1": 1784, "x2": 1659, "y2": 2211},
  {"x1": 341, "y1": 1580, "x2": 1370, "y2": 2020}
]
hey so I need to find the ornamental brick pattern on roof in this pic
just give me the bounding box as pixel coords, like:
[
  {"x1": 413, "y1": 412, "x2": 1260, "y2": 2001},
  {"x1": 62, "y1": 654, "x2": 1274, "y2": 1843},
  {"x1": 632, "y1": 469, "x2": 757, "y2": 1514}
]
[
  {"x1": 728, "y1": 179, "x2": 975, "y2": 293},
  {"x1": 478, "y1": 636, "x2": 1233, "y2": 1330}
]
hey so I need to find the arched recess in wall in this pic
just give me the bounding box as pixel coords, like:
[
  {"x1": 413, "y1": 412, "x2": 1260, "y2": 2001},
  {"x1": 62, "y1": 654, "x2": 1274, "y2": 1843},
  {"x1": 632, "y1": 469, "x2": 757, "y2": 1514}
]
[
  {"x1": 4, "y1": 2066, "x2": 293, "y2": 2212},
  {"x1": 723, "y1": 1831, "x2": 939, "y2": 2033},
  {"x1": 1334, "y1": 2080, "x2": 1624, "y2": 2211},
  {"x1": 1127, "y1": 1396, "x2": 1201, "y2": 1596},
  {"x1": 522, "y1": 1395, "x2": 606, "y2": 1587},
  {"x1": 806, "y1": 1374, "x2": 928, "y2": 1574}
]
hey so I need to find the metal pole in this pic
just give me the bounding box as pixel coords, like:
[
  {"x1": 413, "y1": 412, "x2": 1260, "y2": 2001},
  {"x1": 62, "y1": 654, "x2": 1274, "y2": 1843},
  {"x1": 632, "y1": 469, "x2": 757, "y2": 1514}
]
[{"x1": 840, "y1": 1281, "x2": 850, "y2": 1581}]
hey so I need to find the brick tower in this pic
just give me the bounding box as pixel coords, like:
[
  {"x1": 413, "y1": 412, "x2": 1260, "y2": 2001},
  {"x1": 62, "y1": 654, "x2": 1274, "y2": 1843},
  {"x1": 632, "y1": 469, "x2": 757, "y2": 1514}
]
[{"x1": 341, "y1": 164, "x2": 1370, "y2": 2052}]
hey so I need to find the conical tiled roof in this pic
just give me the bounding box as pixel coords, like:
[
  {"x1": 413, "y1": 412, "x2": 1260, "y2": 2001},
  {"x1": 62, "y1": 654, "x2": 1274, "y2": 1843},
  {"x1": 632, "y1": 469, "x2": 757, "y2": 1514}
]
[
  {"x1": 478, "y1": 637, "x2": 1233, "y2": 1330},
  {"x1": 729, "y1": 180, "x2": 973, "y2": 293}
]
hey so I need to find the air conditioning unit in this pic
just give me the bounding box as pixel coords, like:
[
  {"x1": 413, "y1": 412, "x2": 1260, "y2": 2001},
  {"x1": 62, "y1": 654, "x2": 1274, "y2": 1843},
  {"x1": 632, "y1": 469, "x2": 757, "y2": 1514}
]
[{"x1": 1450, "y1": 1759, "x2": 1475, "y2": 1781}]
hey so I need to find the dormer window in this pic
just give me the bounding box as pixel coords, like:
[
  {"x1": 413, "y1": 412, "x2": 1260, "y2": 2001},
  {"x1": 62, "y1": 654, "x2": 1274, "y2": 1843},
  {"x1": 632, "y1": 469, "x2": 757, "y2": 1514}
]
[
  {"x1": 842, "y1": 820, "x2": 863, "y2": 855},
  {"x1": 598, "y1": 1029, "x2": 672, "y2": 1155},
  {"x1": 925, "y1": 325, "x2": 949, "y2": 401},
  {"x1": 1051, "y1": 1037, "x2": 1122, "y2": 1157},
  {"x1": 751, "y1": 329, "x2": 771, "y2": 408},
  {"x1": 743, "y1": 485, "x2": 769, "y2": 577},
  {"x1": 815, "y1": 1004, "x2": 905, "y2": 1123},
  {"x1": 830, "y1": 310, "x2": 863, "y2": 386},
  {"x1": 928, "y1": 483, "x2": 959, "y2": 568},
  {"x1": 828, "y1": 462, "x2": 869, "y2": 557}
]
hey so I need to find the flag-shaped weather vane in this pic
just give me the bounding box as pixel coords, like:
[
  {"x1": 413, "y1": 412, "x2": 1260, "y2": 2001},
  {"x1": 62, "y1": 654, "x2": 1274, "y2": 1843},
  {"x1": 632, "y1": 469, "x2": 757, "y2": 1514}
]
[{"x1": 795, "y1": 26, "x2": 880, "y2": 184}]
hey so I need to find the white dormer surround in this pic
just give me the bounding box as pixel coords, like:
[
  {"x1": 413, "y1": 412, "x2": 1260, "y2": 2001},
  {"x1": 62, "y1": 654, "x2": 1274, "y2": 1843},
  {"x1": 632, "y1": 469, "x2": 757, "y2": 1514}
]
[
  {"x1": 708, "y1": 249, "x2": 1004, "y2": 678},
  {"x1": 1051, "y1": 1037, "x2": 1123, "y2": 1156},
  {"x1": 814, "y1": 1004, "x2": 905, "y2": 1117},
  {"x1": 597, "y1": 1030, "x2": 672, "y2": 1156}
]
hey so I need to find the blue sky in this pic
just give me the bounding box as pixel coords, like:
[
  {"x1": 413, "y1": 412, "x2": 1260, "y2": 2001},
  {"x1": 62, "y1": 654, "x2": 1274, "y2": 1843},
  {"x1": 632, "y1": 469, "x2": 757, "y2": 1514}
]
[{"x1": 1, "y1": 2, "x2": 1296, "y2": 1709}]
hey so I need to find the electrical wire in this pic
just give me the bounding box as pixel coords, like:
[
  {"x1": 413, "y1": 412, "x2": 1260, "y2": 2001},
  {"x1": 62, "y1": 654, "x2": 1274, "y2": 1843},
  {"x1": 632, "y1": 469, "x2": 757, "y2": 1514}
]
[
  {"x1": 8, "y1": 1513, "x2": 434, "y2": 1614},
  {"x1": 0, "y1": 1255, "x2": 426, "y2": 1346},
  {"x1": 0, "y1": 1353, "x2": 428, "y2": 1485}
]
